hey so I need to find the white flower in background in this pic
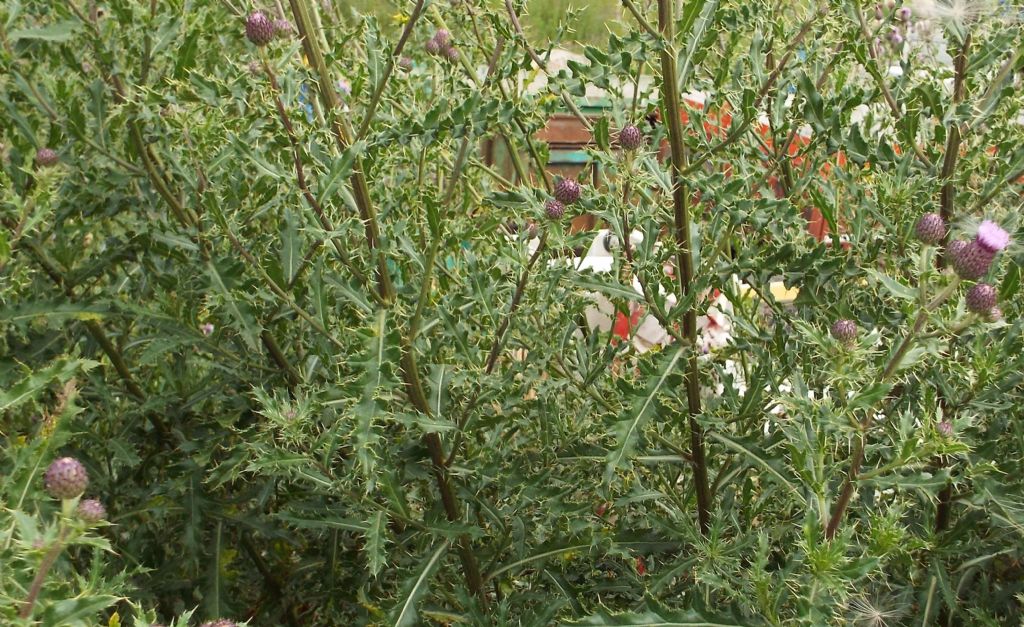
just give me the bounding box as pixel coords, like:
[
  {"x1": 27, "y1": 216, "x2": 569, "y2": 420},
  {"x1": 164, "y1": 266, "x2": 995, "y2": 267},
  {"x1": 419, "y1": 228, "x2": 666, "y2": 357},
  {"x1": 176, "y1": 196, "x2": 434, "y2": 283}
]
[
  {"x1": 697, "y1": 294, "x2": 734, "y2": 353},
  {"x1": 910, "y1": 0, "x2": 999, "y2": 23}
]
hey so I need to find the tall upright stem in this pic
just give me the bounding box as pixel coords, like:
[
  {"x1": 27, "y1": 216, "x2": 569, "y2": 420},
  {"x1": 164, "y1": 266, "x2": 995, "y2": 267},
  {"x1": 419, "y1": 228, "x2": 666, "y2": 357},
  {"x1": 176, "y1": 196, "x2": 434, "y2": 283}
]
[
  {"x1": 657, "y1": 0, "x2": 711, "y2": 535},
  {"x1": 935, "y1": 33, "x2": 970, "y2": 533},
  {"x1": 288, "y1": 0, "x2": 394, "y2": 302}
]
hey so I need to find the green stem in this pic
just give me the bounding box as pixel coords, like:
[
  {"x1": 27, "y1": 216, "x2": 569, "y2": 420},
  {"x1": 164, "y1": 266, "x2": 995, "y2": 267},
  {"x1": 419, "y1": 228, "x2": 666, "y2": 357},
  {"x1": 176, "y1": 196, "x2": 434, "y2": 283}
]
[
  {"x1": 825, "y1": 277, "x2": 960, "y2": 539},
  {"x1": 657, "y1": 0, "x2": 711, "y2": 536},
  {"x1": 19, "y1": 526, "x2": 69, "y2": 619}
]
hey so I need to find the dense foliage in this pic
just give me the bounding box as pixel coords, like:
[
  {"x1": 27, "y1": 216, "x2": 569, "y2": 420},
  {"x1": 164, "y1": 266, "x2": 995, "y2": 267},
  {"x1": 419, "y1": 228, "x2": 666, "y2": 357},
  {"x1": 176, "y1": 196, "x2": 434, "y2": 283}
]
[{"x1": 2, "y1": 0, "x2": 1023, "y2": 625}]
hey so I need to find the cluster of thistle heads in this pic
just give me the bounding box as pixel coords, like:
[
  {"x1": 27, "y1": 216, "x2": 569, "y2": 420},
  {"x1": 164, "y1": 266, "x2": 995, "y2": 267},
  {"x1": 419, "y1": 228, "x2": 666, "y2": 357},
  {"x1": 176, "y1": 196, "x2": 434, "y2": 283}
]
[
  {"x1": 43, "y1": 457, "x2": 105, "y2": 524},
  {"x1": 871, "y1": 1, "x2": 915, "y2": 53},
  {"x1": 920, "y1": 213, "x2": 1010, "y2": 319},
  {"x1": 45, "y1": 459, "x2": 240, "y2": 625},
  {"x1": 543, "y1": 124, "x2": 645, "y2": 221},
  {"x1": 244, "y1": 11, "x2": 292, "y2": 47},
  {"x1": 425, "y1": 29, "x2": 459, "y2": 63},
  {"x1": 832, "y1": 215, "x2": 1011, "y2": 345}
]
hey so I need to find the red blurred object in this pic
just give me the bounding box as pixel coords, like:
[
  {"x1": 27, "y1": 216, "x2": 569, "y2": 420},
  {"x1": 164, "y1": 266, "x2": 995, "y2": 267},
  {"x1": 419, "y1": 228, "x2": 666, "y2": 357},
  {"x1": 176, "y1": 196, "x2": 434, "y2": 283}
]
[{"x1": 635, "y1": 556, "x2": 646, "y2": 576}]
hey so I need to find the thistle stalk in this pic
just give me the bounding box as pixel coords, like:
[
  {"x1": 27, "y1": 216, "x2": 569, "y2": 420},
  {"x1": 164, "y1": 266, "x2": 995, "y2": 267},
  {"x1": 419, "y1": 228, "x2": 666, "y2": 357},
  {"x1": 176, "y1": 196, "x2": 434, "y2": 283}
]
[
  {"x1": 825, "y1": 277, "x2": 960, "y2": 539},
  {"x1": 657, "y1": 0, "x2": 712, "y2": 536}
]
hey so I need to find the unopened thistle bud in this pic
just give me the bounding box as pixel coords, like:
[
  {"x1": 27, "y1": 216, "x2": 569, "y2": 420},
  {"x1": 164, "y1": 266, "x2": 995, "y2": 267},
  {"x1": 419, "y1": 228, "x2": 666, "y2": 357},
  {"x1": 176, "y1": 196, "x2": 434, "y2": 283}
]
[
  {"x1": 830, "y1": 319, "x2": 858, "y2": 345},
  {"x1": 914, "y1": 212, "x2": 945, "y2": 244},
  {"x1": 77, "y1": 499, "x2": 107, "y2": 524},
  {"x1": 965, "y1": 283, "x2": 997, "y2": 314},
  {"x1": 545, "y1": 199, "x2": 565, "y2": 220},
  {"x1": 618, "y1": 124, "x2": 644, "y2": 151},
  {"x1": 554, "y1": 178, "x2": 582, "y2": 205},
  {"x1": 245, "y1": 12, "x2": 275, "y2": 46},
  {"x1": 44, "y1": 457, "x2": 88, "y2": 500}
]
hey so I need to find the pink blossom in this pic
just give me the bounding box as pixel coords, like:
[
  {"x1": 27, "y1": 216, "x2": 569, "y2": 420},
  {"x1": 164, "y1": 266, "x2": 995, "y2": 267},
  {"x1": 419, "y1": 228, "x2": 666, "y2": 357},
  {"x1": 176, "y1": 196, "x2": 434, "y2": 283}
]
[{"x1": 976, "y1": 220, "x2": 1010, "y2": 252}]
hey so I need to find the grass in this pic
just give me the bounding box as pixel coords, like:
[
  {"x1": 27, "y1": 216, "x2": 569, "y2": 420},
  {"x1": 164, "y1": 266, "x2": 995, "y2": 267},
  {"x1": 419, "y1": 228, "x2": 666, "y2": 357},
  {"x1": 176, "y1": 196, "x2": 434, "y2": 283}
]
[{"x1": 343, "y1": 0, "x2": 621, "y2": 46}]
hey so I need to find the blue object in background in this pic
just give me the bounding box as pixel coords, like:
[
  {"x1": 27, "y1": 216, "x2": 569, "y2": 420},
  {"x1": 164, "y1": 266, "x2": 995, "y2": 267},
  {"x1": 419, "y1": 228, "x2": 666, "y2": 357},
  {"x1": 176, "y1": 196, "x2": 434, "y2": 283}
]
[{"x1": 298, "y1": 83, "x2": 314, "y2": 122}]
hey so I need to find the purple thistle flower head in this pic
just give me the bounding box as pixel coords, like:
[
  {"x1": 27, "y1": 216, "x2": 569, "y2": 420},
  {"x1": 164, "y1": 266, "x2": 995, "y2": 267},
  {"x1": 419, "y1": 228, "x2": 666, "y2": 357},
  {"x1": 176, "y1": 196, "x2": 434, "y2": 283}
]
[
  {"x1": 619, "y1": 125, "x2": 644, "y2": 151},
  {"x1": 45, "y1": 457, "x2": 89, "y2": 500},
  {"x1": 433, "y1": 29, "x2": 451, "y2": 46},
  {"x1": 35, "y1": 148, "x2": 59, "y2": 168},
  {"x1": 896, "y1": 7, "x2": 911, "y2": 21},
  {"x1": 545, "y1": 199, "x2": 565, "y2": 220},
  {"x1": 554, "y1": 178, "x2": 582, "y2": 205},
  {"x1": 914, "y1": 212, "x2": 945, "y2": 244},
  {"x1": 937, "y1": 421, "x2": 953, "y2": 437},
  {"x1": 888, "y1": 29, "x2": 904, "y2": 46},
  {"x1": 830, "y1": 319, "x2": 858, "y2": 345},
  {"x1": 273, "y1": 19, "x2": 293, "y2": 39},
  {"x1": 399, "y1": 56, "x2": 413, "y2": 71},
  {"x1": 965, "y1": 283, "x2": 997, "y2": 314},
  {"x1": 975, "y1": 220, "x2": 1010, "y2": 253},
  {"x1": 245, "y1": 12, "x2": 275, "y2": 46},
  {"x1": 951, "y1": 241, "x2": 995, "y2": 280},
  {"x1": 425, "y1": 38, "x2": 441, "y2": 55},
  {"x1": 77, "y1": 499, "x2": 107, "y2": 524},
  {"x1": 986, "y1": 306, "x2": 1003, "y2": 323},
  {"x1": 444, "y1": 46, "x2": 459, "y2": 62}
]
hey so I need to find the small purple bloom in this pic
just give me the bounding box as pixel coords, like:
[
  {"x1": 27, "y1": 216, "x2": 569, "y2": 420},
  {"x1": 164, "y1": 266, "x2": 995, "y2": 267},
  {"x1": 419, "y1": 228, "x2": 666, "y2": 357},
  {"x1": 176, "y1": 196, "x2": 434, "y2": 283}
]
[
  {"x1": 554, "y1": 178, "x2": 582, "y2": 205},
  {"x1": 35, "y1": 148, "x2": 59, "y2": 168},
  {"x1": 77, "y1": 499, "x2": 107, "y2": 524},
  {"x1": 965, "y1": 283, "x2": 997, "y2": 314},
  {"x1": 545, "y1": 199, "x2": 565, "y2": 220},
  {"x1": 975, "y1": 220, "x2": 1010, "y2": 253},
  {"x1": 937, "y1": 421, "x2": 953, "y2": 437},
  {"x1": 45, "y1": 457, "x2": 89, "y2": 500},
  {"x1": 245, "y1": 12, "x2": 275, "y2": 46},
  {"x1": 619, "y1": 125, "x2": 644, "y2": 151},
  {"x1": 201, "y1": 323, "x2": 215, "y2": 336},
  {"x1": 896, "y1": 7, "x2": 911, "y2": 21},
  {"x1": 830, "y1": 319, "x2": 858, "y2": 345},
  {"x1": 914, "y1": 212, "x2": 945, "y2": 244}
]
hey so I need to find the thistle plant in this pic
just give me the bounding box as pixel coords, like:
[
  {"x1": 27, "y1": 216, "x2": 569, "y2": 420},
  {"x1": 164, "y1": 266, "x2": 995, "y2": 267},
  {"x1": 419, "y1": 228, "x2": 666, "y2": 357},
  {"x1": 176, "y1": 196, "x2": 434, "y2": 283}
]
[{"x1": 1, "y1": 0, "x2": 1022, "y2": 624}]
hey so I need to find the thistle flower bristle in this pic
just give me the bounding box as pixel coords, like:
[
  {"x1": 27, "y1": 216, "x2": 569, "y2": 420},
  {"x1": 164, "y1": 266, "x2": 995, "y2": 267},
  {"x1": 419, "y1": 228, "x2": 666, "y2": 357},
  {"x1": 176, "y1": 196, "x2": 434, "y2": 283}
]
[{"x1": 910, "y1": 0, "x2": 998, "y2": 24}]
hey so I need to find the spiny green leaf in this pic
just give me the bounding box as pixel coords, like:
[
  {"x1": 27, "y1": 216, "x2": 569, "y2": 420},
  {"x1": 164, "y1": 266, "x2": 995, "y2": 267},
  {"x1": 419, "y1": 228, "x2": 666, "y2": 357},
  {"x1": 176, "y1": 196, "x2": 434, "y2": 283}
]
[
  {"x1": 389, "y1": 542, "x2": 449, "y2": 627},
  {"x1": 605, "y1": 346, "x2": 686, "y2": 483},
  {"x1": 365, "y1": 511, "x2": 388, "y2": 578}
]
